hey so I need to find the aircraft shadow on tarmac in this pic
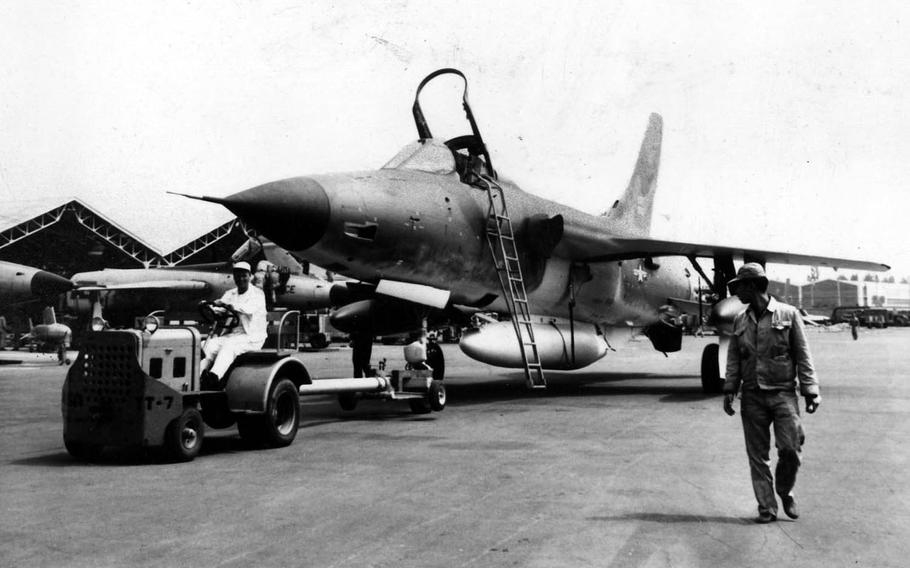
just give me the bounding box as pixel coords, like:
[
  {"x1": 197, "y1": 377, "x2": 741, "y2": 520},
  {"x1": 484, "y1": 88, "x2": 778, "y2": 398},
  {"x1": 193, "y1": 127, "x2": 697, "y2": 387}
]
[
  {"x1": 10, "y1": 373, "x2": 716, "y2": 466},
  {"x1": 586, "y1": 513, "x2": 752, "y2": 525},
  {"x1": 441, "y1": 371, "x2": 715, "y2": 406}
]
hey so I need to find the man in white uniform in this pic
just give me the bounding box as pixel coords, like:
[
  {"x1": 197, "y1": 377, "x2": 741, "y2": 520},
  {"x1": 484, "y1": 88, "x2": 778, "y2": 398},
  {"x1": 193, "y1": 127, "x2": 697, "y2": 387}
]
[{"x1": 200, "y1": 261, "x2": 268, "y2": 389}]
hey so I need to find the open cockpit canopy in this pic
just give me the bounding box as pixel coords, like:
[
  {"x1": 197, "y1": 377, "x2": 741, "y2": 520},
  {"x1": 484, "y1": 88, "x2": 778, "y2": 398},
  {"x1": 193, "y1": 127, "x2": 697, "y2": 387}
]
[{"x1": 407, "y1": 68, "x2": 497, "y2": 185}]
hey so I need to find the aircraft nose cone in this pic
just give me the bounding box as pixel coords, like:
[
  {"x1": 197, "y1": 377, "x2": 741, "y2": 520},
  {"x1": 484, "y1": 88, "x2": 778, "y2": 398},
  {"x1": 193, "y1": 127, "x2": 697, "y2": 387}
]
[
  {"x1": 220, "y1": 177, "x2": 330, "y2": 251},
  {"x1": 31, "y1": 270, "x2": 74, "y2": 298}
]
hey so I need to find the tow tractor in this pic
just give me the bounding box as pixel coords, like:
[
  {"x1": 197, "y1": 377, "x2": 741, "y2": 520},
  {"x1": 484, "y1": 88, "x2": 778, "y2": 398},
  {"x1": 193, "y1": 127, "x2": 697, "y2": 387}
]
[{"x1": 62, "y1": 303, "x2": 446, "y2": 462}]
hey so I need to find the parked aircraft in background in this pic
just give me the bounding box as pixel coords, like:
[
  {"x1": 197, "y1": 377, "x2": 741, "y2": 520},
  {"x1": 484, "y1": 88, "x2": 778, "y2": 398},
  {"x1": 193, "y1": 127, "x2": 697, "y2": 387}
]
[
  {"x1": 68, "y1": 262, "x2": 338, "y2": 327},
  {"x1": 0, "y1": 260, "x2": 73, "y2": 308},
  {"x1": 19, "y1": 306, "x2": 72, "y2": 364},
  {"x1": 181, "y1": 68, "x2": 889, "y2": 392}
]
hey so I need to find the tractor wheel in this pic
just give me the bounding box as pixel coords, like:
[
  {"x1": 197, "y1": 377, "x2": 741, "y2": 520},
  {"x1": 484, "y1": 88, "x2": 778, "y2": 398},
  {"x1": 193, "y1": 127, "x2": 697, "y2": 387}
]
[
  {"x1": 64, "y1": 438, "x2": 103, "y2": 461},
  {"x1": 165, "y1": 408, "x2": 205, "y2": 462},
  {"x1": 238, "y1": 378, "x2": 300, "y2": 448},
  {"x1": 409, "y1": 397, "x2": 432, "y2": 415},
  {"x1": 700, "y1": 343, "x2": 724, "y2": 394},
  {"x1": 428, "y1": 380, "x2": 446, "y2": 411}
]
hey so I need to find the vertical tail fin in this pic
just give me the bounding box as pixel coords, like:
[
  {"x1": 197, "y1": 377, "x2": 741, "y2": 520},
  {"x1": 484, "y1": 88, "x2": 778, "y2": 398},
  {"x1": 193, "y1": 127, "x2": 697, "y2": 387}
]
[
  {"x1": 602, "y1": 113, "x2": 663, "y2": 237},
  {"x1": 262, "y1": 241, "x2": 307, "y2": 275},
  {"x1": 42, "y1": 306, "x2": 57, "y2": 325}
]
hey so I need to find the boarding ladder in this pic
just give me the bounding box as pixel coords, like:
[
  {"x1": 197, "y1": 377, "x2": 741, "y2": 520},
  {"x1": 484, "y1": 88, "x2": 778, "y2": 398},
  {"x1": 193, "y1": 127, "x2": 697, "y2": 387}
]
[{"x1": 479, "y1": 174, "x2": 547, "y2": 388}]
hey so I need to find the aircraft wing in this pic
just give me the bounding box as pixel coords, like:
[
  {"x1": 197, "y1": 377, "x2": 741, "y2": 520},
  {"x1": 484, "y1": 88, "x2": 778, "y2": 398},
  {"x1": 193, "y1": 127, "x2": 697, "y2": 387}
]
[
  {"x1": 75, "y1": 280, "x2": 210, "y2": 292},
  {"x1": 558, "y1": 225, "x2": 890, "y2": 272}
]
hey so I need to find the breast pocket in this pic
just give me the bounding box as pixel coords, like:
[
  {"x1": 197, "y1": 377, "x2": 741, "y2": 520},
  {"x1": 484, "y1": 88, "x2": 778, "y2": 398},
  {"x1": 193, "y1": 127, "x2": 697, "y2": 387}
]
[
  {"x1": 768, "y1": 320, "x2": 794, "y2": 383},
  {"x1": 770, "y1": 321, "x2": 792, "y2": 359}
]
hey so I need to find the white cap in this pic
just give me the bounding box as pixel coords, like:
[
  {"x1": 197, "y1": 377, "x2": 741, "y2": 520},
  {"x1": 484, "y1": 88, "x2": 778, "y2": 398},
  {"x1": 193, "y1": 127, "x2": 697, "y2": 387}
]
[{"x1": 233, "y1": 261, "x2": 252, "y2": 273}]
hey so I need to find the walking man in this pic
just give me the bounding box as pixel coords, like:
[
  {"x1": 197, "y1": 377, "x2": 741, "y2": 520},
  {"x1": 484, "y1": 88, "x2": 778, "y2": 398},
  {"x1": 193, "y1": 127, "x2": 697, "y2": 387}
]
[{"x1": 723, "y1": 263, "x2": 821, "y2": 523}]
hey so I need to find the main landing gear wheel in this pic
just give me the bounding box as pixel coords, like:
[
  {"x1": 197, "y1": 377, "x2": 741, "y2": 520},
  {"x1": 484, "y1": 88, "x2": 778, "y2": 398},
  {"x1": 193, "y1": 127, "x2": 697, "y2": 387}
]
[
  {"x1": 238, "y1": 378, "x2": 300, "y2": 448},
  {"x1": 700, "y1": 343, "x2": 725, "y2": 394},
  {"x1": 165, "y1": 408, "x2": 205, "y2": 462},
  {"x1": 310, "y1": 333, "x2": 329, "y2": 349},
  {"x1": 426, "y1": 342, "x2": 445, "y2": 382}
]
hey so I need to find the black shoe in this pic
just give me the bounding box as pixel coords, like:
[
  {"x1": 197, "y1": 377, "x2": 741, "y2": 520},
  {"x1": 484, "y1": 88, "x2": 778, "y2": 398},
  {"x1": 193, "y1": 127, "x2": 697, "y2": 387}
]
[
  {"x1": 781, "y1": 495, "x2": 799, "y2": 519},
  {"x1": 755, "y1": 512, "x2": 777, "y2": 524},
  {"x1": 200, "y1": 371, "x2": 221, "y2": 390}
]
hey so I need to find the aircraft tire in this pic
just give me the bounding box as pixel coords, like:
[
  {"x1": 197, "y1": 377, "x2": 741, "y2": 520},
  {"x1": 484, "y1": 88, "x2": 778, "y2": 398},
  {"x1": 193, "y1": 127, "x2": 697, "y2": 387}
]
[
  {"x1": 408, "y1": 397, "x2": 432, "y2": 415},
  {"x1": 338, "y1": 392, "x2": 358, "y2": 411},
  {"x1": 427, "y1": 342, "x2": 445, "y2": 381},
  {"x1": 700, "y1": 343, "x2": 724, "y2": 394},
  {"x1": 64, "y1": 438, "x2": 103, "y2": 461},
  {"x1": 428, "y1": 380, "x2": 446, "y2": 411},
  {"x1": 165, "y1": 408, "x2": 205, "y2": 462}
]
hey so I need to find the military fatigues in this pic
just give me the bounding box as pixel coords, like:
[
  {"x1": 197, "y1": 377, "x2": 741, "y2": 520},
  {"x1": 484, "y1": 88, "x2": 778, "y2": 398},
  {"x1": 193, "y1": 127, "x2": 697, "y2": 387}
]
[{"x1": 724, "y1": 297, "x2": 819, "y2": 517}]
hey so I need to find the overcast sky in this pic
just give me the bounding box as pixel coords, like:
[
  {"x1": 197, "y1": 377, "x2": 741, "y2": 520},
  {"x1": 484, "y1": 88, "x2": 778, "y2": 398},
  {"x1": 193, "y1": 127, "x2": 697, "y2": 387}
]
[{"x1": 1, "y1": 1, "x2": 908, "y2": 282}]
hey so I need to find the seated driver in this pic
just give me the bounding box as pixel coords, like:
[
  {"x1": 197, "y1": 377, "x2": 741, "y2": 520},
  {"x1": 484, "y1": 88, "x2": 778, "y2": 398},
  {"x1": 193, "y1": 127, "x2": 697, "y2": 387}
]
[
  {"x1": 200, "y1": 261, "x2": 267, "y2": 389},
  {"x1": 403, "y1": 330, "x2": 430, "y2": 370}
]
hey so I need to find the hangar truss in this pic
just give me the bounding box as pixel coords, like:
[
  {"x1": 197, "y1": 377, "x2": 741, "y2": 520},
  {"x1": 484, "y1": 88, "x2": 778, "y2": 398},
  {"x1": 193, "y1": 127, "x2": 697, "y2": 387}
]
[{"x1": 0, "y1": 199, "x2": 249, "y2": 276}]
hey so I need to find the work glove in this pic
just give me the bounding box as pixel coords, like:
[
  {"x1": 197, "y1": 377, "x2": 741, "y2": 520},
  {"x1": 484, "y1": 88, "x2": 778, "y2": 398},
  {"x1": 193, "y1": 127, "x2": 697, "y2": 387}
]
[
  {"x1": 723, "y1": 393, "x2": 736, "y2": 416},
  {"x1": 805, "y1": 394, "x2": 821, "y2": 414}
]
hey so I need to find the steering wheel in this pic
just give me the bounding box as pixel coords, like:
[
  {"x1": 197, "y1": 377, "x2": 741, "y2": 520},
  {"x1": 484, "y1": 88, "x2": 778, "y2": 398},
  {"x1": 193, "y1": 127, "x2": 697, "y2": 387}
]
[{"x1": 198, "y1": 300, "x2": 240, "y2": 333}]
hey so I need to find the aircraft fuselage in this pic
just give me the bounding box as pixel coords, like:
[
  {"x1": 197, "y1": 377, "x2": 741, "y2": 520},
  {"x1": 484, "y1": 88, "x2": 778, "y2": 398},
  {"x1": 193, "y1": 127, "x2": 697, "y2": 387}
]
[{"x1": 233, "y1": 165, "x2": 693, "y2": 330}]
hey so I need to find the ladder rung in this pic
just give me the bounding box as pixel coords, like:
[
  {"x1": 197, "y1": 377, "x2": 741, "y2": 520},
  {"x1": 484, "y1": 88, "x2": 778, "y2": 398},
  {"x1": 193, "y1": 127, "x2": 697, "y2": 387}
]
[{"x1": 485, "y1": 184, "x2": 547, "y2": 390}]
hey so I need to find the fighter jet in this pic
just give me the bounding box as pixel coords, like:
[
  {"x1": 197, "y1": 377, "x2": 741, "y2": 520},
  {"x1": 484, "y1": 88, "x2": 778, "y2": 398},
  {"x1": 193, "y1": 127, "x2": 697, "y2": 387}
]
[
  {"x1": 68, "y1": 262, "x2": 337, "y2": 325},
  {"x1": 181, "y1": 68, "x2": 888, "y2": 392},
  {"x1": 0, "y1": 260, "x2": 74, "y2": 307},
  {"x1": 19, "y1": 306, "x2": 72, "y2": 364}
]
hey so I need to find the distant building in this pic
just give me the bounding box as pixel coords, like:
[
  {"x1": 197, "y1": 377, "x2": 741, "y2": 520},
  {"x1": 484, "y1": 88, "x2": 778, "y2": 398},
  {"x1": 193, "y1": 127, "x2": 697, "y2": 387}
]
[{"x1": 770, "y1": 278, "x2": 910, "y2": 312}]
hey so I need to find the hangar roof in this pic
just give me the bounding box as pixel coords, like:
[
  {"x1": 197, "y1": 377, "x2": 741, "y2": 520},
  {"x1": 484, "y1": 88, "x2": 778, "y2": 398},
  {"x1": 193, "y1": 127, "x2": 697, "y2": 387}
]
[{"x1": 0, "y1": 197, "x2": 248, "y2": 276}]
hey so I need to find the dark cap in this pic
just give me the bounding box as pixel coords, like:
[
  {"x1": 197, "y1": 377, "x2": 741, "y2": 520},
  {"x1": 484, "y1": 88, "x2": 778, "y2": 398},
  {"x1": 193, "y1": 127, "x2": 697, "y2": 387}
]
[{"x1": 727, "y1": 262, "x2": 768, "y2": 289}]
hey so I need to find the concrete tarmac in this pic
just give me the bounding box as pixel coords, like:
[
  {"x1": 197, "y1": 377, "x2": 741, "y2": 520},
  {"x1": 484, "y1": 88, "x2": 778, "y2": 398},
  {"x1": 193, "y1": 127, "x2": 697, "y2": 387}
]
[{"x1": 1, "y1": 327, "x2": 908, "y2": 567}]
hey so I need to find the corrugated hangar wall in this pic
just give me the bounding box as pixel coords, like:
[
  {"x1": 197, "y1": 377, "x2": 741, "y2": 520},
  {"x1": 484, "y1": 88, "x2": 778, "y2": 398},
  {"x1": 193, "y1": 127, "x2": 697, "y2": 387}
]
[{"x1": 769, "y1": 278, "x2": 910, "y2": 311}]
